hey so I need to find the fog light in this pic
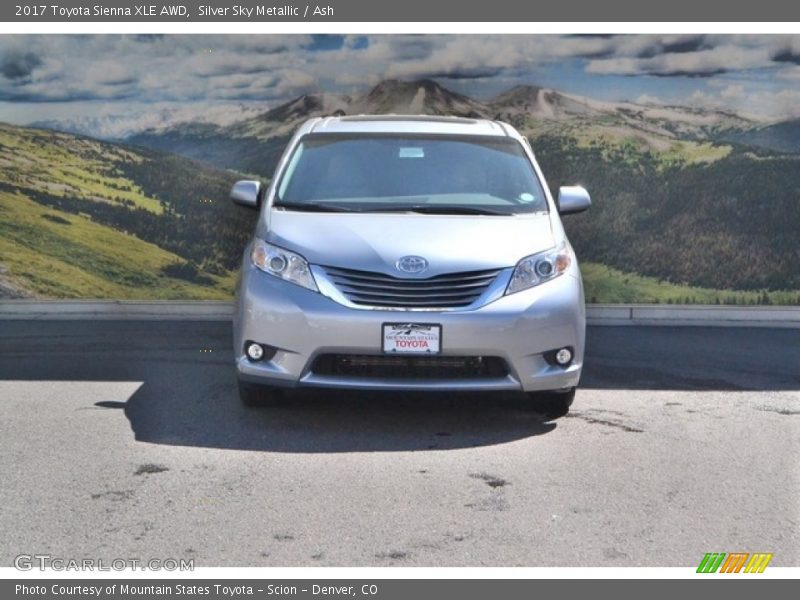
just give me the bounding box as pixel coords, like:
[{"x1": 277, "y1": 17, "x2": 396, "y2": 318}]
[
  {"x1": 246, "y1": 342, "x2": 264, "y2": 361},
  {"x1": 555, "y1": 347, "x2": 573, "y2": 366}
]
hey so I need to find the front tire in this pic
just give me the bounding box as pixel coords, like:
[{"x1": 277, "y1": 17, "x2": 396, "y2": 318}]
[
  {"x1": 528, "y1": 387, "x2": 575, "y2": 417},
  {"x1": 238, "y1": 380, "x2": 284, "y2": 407}
]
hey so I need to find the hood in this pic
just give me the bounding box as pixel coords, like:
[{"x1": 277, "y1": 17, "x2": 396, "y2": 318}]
[{"x1": 264, "y1": 211, "x2": 556, "y2": 277}]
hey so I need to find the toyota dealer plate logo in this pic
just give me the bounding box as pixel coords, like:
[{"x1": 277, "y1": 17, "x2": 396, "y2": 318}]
[{"x1": 396, "y1": 256, "x2": 429, "y2": 274}]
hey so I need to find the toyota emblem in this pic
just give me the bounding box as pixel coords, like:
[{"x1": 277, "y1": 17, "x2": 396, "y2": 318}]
[{"x1": 396, "y1": 256, "x2": 429, "y2": 274}]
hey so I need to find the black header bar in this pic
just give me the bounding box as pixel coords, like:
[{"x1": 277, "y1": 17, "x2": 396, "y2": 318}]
[{"x1": 3, "y1": 0, "x2": 799, "y2": 23}]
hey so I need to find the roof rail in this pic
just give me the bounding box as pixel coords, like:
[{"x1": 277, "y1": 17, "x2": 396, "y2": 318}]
[{"x1": 336, "y1": 114, "x2": 480, "y2": 124}]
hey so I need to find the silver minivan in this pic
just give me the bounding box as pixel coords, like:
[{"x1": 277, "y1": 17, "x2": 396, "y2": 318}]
[{"x1": 231, "y1": 115, "x2": 590, "y2": 413}]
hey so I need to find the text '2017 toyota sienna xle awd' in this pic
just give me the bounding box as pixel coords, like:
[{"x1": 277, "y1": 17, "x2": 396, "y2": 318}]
[{"x1": 231, "y1": 115, "x2": 590, "y2": 413}]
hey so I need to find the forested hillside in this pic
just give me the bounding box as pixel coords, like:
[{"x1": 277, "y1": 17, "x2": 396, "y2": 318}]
[
  {"x1": 0, "y1": 123, "x2": 254, "y2": 298},
  {"x1": 533, "y1": 137, "x2": 800, "y2": 292},
  {"x1": 4, "y1": 78, "x2": 800, "y2": 303}
]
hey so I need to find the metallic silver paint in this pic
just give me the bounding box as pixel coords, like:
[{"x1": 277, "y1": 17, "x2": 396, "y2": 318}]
[
  {"x1": 230, "y1": 180, "x2": 261, "y2": 208},
  {"x1": 266, "y1": 211, "x2": 555, "y2": 277},
  {"x1": 557, "y1": 185, "x2": 592, "y2": 215}
]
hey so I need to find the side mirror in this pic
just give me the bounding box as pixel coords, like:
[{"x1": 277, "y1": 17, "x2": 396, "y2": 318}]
[
  {"x1": 557, "y1": 186, "x2": 591, "y2": 215},
  {"x1": 230, "y1": 180, "x2": 262, "y2": 209}
]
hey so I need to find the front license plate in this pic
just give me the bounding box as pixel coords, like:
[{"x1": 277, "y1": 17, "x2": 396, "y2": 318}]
[{"x1": 382, "y1": 323, "x2": 441, "y2": 354}]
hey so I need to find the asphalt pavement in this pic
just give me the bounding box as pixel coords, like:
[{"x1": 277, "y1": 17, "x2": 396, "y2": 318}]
[{"x1": 0, "y1": 321, "x2": 797, "y2": 567}]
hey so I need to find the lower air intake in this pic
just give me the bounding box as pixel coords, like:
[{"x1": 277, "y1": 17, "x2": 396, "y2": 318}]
[{"x1": 310, "y1": 354, "x2": 509, "y2": 379}]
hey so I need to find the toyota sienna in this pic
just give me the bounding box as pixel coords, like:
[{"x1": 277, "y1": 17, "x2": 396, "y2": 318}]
[{"x1": 231, "y1": 115, "x2": 590, "y2": 412}]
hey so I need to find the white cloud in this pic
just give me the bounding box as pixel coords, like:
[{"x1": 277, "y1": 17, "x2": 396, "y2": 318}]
[
  {"x1": 586, "y1": 45, "x2": 773, "y2": 77},
  {"x1": 688, "y1": 85, "x2": 800, "y2": 119},
  {"x1": 2, "y1": 34, "x2": 800, "y2": 122},
  {"x1": 635, "y1": 94, "x2": 665, "y2": 105}
]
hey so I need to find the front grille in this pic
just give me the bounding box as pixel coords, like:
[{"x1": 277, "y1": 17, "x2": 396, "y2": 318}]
[
  {"x1": 311, "y1": 354, "x2": 509, "y2": 380},
  {"x1": 323, "y1": 265, "x2": 501, "y2": 309}
]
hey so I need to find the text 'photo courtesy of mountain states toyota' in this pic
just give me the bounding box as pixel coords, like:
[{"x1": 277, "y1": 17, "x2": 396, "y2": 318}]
[{"x1": 231, "y1": 115, "x2": 590, "y2": 413}]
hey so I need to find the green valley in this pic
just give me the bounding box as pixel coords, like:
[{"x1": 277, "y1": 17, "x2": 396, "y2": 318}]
[{"x1": 0, "y1": 123, "x2": 252, "y2": 299}]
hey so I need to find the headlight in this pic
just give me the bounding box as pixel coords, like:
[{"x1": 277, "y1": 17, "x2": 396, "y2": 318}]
[
  {"x1": 506, "y1": 242, "x2": 572, "y2": 295},
  {"x1": 251, "y1": 239, "x2": 318, "y2": 292}
]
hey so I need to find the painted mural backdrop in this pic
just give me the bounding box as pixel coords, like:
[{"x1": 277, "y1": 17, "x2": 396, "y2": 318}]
[{"x1": 1, "y1": 34, "x2": 799, "y2": 303}]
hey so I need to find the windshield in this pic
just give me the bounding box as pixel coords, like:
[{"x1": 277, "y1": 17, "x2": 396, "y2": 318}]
[{"x1": 275, "y1": 133, "x2": 548, "y2": 215}]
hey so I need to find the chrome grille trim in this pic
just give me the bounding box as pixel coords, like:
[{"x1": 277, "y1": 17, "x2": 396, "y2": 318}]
[{"x1": 315, "y1": 265, "x2": 507, "y2": 310}]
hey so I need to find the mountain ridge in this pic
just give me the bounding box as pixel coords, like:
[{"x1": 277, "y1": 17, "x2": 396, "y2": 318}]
[
  {"x1": 114, "y1": 77, "x2": 772, "y2": 177},
  {"x1": 25, "y1": 77, "x2": 766, "y2": 146}
]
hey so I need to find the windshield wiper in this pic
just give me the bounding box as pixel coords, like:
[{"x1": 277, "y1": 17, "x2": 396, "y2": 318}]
[
  {"x1": 366, "y1": 205, "x2": 512, "y2": 216},
  {"x1": 273, "y1": 202, "x2": 356, "y2": 213},
  {"x1": 274, "y1": 202, "x2": 517, "y2": 215}
]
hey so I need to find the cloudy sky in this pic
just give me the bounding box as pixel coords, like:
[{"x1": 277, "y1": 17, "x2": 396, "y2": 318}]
[{"x1": 1, "y1": 34, "x2": 800, "y2": 130}]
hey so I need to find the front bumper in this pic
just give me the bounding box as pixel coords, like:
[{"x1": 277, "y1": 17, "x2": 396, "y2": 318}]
[{"x1": 234, "y1": 261, "x2": 585, "y2": 392}]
